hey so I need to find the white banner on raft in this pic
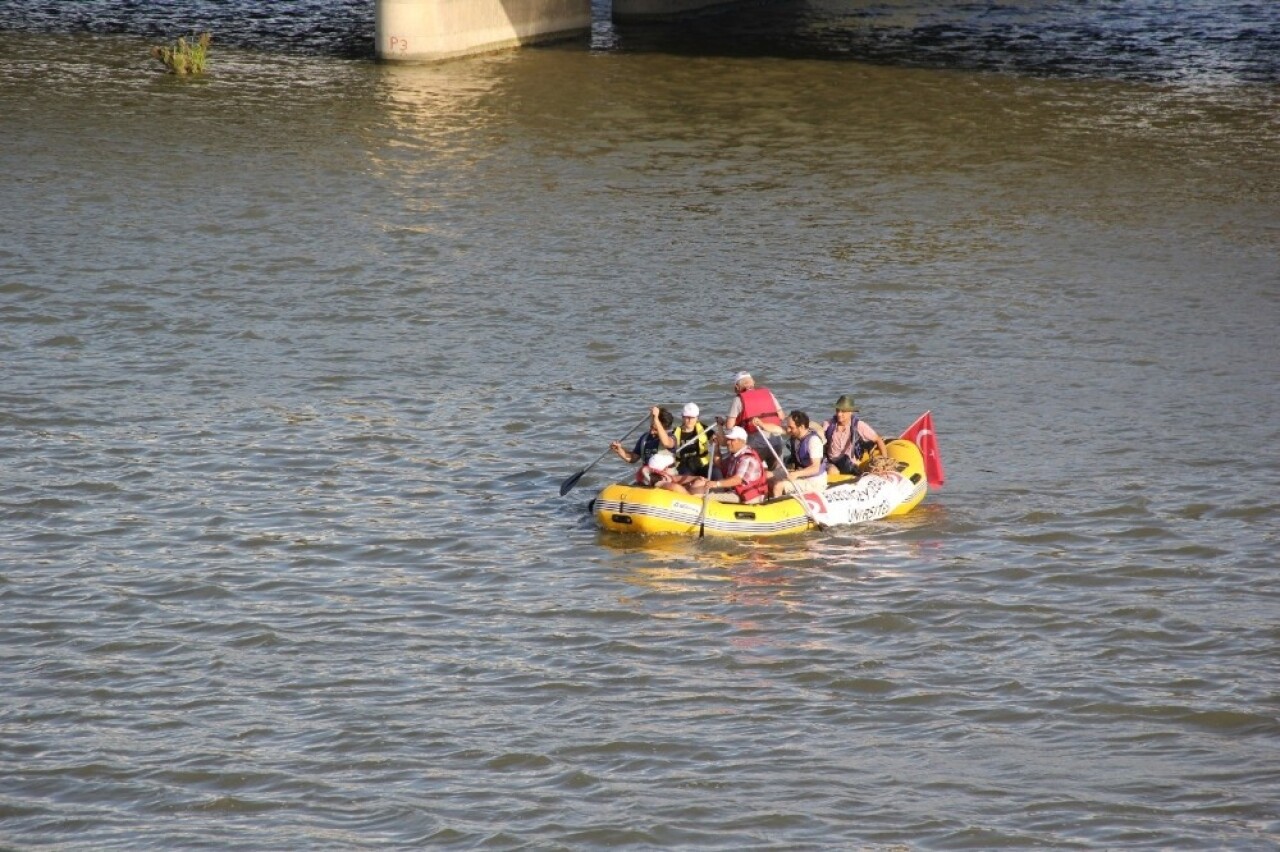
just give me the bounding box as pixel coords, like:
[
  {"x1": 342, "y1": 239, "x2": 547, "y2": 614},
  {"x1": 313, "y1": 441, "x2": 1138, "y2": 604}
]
[{"x1": 801, "y1": 472, "x2": 914, "y2": 528}]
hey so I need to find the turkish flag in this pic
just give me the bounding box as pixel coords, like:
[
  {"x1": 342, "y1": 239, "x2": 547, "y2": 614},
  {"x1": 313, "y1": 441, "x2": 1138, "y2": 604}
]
[{"x1": 900, "y1": 411, "x2": 945, "y2": 488}]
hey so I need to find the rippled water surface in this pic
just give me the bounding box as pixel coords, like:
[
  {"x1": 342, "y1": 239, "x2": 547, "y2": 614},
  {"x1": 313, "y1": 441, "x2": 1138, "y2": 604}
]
[{"x1": 2, "y1": 1, "x2": 1279, "y2": 849}]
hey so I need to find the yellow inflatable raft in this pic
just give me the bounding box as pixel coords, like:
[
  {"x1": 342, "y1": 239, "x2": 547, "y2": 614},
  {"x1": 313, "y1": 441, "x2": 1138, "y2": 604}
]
[{"x1": 592, "y1": 439, "x2": 928, "y2": 537}]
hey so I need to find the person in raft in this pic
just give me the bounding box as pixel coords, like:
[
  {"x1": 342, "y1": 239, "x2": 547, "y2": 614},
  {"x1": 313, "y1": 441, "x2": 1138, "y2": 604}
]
[
  {"x1": 822, "y1": 394, "x2": 887, "y2": 475},
  {"x1": 722, "y1": 370, "x2": 786, "y2": 470},
  {"x1": 770, "y1": 410, "x2": 828, "y2": 497},
  {"x1": 664, "y1": 426, "x2": 769, "y2": 504},
  {"x1": 634, "y1": 450, "x2": 677, "y2": 487},
  {"x1": 671, "y1": 402, "x2": 712, "y2": 478},
  {"x1": 611, "y1": 406, "x2": 675, "y2": 469}
]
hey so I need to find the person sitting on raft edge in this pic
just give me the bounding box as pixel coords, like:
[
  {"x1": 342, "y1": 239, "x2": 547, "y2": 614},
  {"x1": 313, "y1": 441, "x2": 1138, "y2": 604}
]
[
  {"x1": 822, "y1": 394, "x2": 887, "y2": 475},
  {"x1": 611, "y1": 406, "x2": 675, "y2": 468},
  {"x1": 771, "y1": 410, "x2": 828, "y2": 498},
  {"x1": 635, "y1": 450, "x2": 677, "y2": 487},
  {"x1": 663, "y1": 426, "x2": 769, "y2": 504}
]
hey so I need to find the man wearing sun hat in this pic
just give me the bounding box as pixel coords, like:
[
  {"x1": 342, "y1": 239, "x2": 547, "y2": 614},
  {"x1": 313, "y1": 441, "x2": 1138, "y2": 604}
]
[
  {"x1": 822, "y1": 394, "x2": 887, "y2": 475},
  {"x1": 722, "y1": 370, "x2": 786, "y2": 470}
]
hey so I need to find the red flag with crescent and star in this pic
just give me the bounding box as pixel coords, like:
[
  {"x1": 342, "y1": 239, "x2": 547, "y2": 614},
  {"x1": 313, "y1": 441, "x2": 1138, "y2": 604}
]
[{"x1": 900, "y1": 411, "x2": 945, "y2": 488}]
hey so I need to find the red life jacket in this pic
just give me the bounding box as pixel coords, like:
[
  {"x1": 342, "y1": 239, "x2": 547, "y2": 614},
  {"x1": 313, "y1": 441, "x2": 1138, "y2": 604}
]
[
  {"x1": 725, "y1": 447, "x2": 769, "y2": 503},
  {"x1": 736, "y1": 387, "x2": 782, "y2": 434}
]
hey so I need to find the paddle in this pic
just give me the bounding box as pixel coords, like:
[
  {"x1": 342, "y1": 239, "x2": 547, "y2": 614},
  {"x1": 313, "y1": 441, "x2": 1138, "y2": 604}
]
[
  {"x1": 696, "y1": 430, "x2": 723, "y2": 538},
  {"x1": 696, "y1": 487, "x2": 711, "y2": 538},
  {"x1": 757, "y1": 431, "x2": 828, "y2": 531},
  {"x1": 559, "y1": 414, "x2": 650, "y2": 496}
]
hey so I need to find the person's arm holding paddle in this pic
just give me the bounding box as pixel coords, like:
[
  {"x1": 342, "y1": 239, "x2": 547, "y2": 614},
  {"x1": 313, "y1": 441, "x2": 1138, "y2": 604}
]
[
  {"x1": 650, "y1": 406, "x2": 675, "y2": 451},
  {"x1": 687, "y1": 427, "x2": 768, "y2": 504},
  {"x1": 610, "y1": 406, "x2": 674, "y2": 464},
  {"x1": 560, "y1": 413, "x2": 650, "y2": 495},
  {"x1": 609, "y1": 438, "x2": 638, "y2": 463},
  {"x1": 749, "y1": 415, "x2": 785, "y2": 438}
]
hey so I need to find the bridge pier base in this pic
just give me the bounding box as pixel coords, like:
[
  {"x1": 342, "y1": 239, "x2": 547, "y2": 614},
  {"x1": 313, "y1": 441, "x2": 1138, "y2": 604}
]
[{"x1": 375, "y1": 0, "x2": 591, "y2": 62}]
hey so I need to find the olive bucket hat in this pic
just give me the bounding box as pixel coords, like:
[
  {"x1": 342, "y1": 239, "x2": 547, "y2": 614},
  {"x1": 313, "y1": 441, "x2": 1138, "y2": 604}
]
[{"x1": 834, "y1": 394, "x2": 859, "y2": 412}]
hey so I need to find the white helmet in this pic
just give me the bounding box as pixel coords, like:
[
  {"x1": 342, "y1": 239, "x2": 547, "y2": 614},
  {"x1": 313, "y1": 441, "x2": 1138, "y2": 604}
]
[{"x1": 647, "y1": 451, "x2": 675, "y2": 472}]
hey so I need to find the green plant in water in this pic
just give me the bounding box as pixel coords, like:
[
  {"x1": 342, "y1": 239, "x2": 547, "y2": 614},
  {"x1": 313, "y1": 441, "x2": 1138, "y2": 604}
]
[{"x1": 151, "y1": 32, "x2": 212, "y2": 75}]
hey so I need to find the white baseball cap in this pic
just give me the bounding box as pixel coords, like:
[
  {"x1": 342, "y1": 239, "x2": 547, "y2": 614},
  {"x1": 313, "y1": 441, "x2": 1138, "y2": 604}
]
[
  {"x1": 682, "y1": 403, "x2": 699, "y2": 418},
  {"x1": 724, "y1": 426, "x2": 748, "y2": 442},
  {"x1": 732, "y1": 371, "x2": 752, "y2": 385}
]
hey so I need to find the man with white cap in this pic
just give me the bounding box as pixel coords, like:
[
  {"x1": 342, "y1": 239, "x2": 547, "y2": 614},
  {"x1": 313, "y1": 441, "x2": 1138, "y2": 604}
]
[
  {"x1": 722, "y1": 370, "x2": 786, "y2": 470},
  {"x1": 671, "y1": 402, "x2": 712, "y2": 477},
  {"x1": 667, "y1": 426, "x2": 769, "y2": 504}
]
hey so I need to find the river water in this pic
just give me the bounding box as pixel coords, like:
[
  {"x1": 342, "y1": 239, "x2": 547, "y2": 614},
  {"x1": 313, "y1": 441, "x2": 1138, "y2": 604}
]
[{"x1": 2, "y1": 1, "x2": 1278, "y2": 848}]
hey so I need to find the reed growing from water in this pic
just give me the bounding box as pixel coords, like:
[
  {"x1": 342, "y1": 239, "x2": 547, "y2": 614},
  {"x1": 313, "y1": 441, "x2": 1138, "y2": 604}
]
[{"x1": 151, "y1": 32, "x2": 211, "y2": 75}]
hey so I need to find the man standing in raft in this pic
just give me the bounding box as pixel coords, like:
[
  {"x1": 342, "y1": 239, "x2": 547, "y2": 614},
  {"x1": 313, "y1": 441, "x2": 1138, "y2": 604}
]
[{"x1": 722, "y1": 371, "x2": 786, "y2": 470}]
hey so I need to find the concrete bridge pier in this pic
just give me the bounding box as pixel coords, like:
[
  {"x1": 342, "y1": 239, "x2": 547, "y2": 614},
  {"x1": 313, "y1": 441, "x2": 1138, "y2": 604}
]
[{"x1": 375, "y1": 0, "x2": 592, "y2": 62}]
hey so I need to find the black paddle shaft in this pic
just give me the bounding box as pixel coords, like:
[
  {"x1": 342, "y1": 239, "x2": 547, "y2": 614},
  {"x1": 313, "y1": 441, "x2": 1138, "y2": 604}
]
[{"x1": 559, "y1": 414, "x2": 650, "y2": 496}]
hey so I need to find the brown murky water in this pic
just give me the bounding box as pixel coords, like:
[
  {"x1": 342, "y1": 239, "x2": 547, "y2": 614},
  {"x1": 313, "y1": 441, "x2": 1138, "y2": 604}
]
[{"x1": 2, "y1": 2, "x2": 1278, "y2": 847}]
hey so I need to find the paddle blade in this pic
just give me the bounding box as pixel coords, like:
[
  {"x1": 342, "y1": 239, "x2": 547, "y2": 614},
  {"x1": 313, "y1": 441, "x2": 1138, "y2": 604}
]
[{"x1": 559, "y1": 469, "x2": 585, "y2": 496}]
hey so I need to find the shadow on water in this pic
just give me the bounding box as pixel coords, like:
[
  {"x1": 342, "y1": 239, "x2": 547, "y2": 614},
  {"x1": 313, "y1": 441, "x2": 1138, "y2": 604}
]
[
  {"x1": 1, "y1": 0, "x2": 1277, "y2": 83},
  {"x1": 594, "y1": 0, "x2": 1280, "y2": 85}
]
